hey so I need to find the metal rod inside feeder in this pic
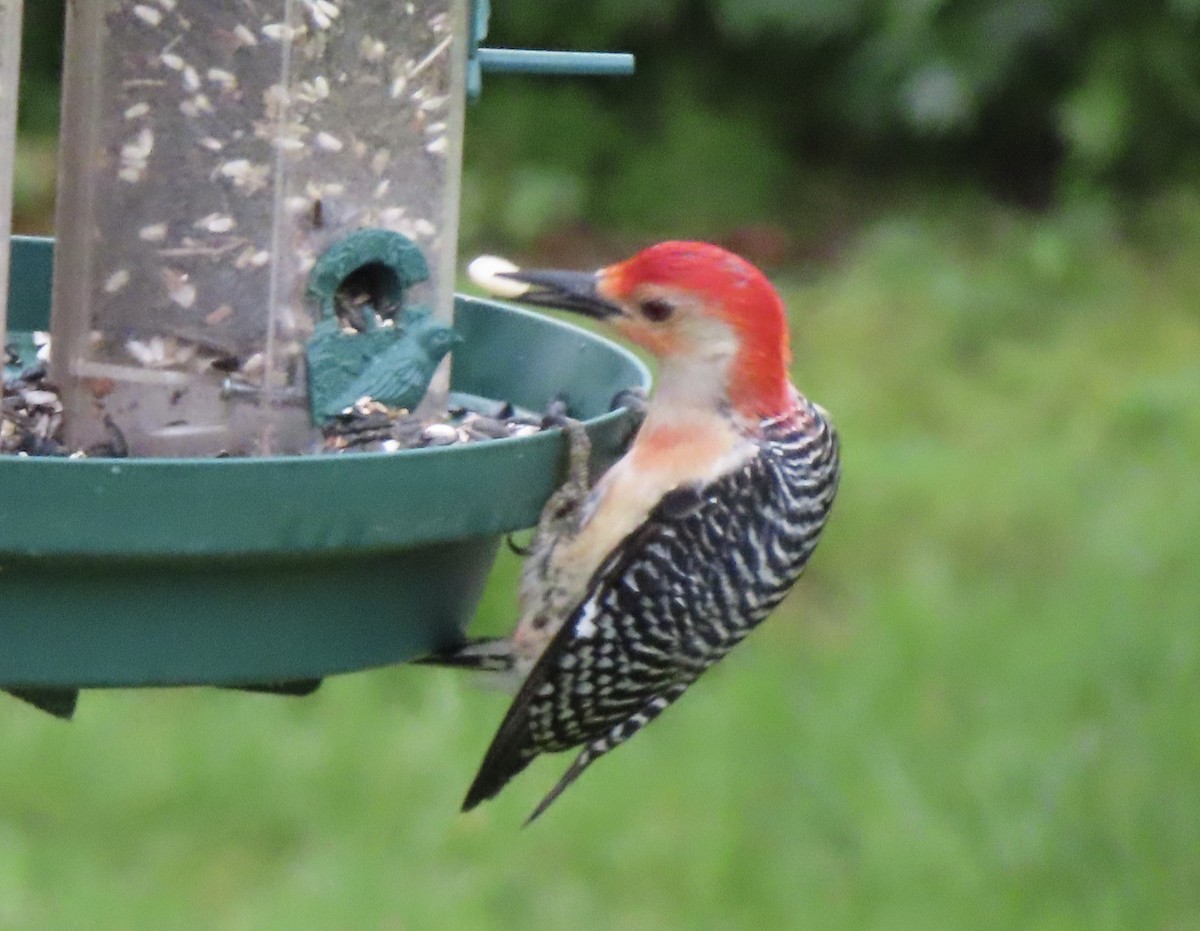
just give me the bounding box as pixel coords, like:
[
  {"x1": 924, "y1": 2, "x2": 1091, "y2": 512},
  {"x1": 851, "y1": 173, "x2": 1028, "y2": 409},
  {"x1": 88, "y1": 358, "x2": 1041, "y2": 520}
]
[
  {"x1": 49, "y1": 1, "x2": 466, "y2": 457},
  {"x1": 0, "y1": 0, "x2": 23, "y2": 357}
]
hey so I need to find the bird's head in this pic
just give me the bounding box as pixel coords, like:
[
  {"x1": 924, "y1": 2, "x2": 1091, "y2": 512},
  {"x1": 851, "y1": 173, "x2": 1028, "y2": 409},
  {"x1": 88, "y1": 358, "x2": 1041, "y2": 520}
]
[{"x1": 499, "y1": 242, "x2": 793, "y2": 420}]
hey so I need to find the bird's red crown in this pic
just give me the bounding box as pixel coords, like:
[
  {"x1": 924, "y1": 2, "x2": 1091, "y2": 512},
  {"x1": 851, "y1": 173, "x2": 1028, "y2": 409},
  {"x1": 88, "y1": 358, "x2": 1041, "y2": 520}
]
[{"x1": 604, "y1": 242, "x2": 793, "y2": 419}]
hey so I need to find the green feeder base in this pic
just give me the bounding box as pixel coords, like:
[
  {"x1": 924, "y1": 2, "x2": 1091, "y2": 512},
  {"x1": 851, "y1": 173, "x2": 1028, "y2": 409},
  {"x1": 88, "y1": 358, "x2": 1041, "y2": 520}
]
[{"x1": 0, "y1": 237, "x2": 650, "y2": 696}]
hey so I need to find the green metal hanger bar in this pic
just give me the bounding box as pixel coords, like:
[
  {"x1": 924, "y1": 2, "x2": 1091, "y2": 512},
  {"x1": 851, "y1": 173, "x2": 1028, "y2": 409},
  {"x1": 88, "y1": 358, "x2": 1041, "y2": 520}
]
[
  {"x1": 477, "y1": 48, "x2": 635, "y2": 76},
  {"x1": 467, "y1": 0, "x2": 634, "y2": 98}
]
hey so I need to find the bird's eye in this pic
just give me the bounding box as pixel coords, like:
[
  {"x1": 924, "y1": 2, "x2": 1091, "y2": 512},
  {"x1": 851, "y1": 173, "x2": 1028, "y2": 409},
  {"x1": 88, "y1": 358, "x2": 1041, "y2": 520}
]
[{"x1": 639, "y1": 298, "x2": 674, "y2": 322}]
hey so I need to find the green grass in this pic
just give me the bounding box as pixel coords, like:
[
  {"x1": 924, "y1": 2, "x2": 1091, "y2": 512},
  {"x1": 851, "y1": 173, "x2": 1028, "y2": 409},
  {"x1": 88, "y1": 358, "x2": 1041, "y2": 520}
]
[{"x1": 3, "y1": 196, "x2": 1199, "y2": 930}]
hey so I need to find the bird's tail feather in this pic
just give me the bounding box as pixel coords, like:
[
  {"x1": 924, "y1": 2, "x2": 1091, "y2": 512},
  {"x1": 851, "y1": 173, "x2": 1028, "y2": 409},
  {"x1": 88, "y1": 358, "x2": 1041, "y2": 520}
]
[
  {"x1": 523, "y1": 683, "x2": 691, "y2": 824},
  {"x1": 523, "y1": 746, "x2": 600, "y2": 826}
]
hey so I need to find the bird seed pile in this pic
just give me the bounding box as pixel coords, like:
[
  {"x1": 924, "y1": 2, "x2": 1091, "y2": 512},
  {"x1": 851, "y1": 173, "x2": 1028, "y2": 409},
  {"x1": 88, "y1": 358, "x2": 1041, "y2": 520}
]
[{"x1": 2, "y1": 341, "x2": 566, "y2": 459}]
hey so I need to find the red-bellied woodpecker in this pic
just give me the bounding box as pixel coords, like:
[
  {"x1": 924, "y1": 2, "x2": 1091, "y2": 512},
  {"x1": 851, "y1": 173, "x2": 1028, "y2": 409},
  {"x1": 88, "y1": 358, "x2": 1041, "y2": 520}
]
[{"x1": 433, "y1": 242, "x2": 840, "y2": 823}]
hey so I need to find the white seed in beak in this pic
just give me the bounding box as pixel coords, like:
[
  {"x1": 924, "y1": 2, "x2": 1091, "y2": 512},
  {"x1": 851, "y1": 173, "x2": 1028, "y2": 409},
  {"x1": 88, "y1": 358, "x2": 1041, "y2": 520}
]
[{"x1": 467, "y1": 255, "x2": 531, "y2": 300}]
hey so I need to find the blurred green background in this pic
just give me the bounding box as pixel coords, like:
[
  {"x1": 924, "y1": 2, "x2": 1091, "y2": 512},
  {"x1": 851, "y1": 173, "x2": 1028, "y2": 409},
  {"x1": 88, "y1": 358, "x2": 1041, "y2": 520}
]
[{"x1": 5, "y1": 2, "x2": 1200, "y2": 929}]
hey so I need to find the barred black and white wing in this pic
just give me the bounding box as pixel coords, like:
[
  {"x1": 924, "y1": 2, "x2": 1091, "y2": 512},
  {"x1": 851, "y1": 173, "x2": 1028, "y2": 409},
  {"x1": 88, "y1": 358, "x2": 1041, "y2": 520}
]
[{"x1": 462, "y1": 402, "x2": 839, "y2": 823}]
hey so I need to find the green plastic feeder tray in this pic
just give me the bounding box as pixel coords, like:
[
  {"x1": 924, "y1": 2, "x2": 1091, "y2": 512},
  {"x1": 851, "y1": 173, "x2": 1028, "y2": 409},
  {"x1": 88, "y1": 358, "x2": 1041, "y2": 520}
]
[{"x1": 0, "y1": 237, "x2": 650, "y2": 691}]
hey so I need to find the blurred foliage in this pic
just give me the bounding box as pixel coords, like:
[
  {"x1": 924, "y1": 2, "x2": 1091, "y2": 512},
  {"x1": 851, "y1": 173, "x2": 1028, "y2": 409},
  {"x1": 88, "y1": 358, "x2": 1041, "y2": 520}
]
[
  {"x1": 463, "y1": 0, "x2": 1200, "y2": 245},
  {"x1": 15, "y1": 1, "x2": 63, "y2": 138},
  {"x1": 486, "y1": 0, "x2": 1200, "y2": 187}
]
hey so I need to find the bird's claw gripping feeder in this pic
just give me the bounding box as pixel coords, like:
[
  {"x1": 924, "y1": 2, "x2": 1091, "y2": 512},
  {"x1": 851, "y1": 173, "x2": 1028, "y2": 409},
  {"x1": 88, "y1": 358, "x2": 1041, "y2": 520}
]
[{"x1": 0, "y1": 0, "x2": 643, "y2": 715}]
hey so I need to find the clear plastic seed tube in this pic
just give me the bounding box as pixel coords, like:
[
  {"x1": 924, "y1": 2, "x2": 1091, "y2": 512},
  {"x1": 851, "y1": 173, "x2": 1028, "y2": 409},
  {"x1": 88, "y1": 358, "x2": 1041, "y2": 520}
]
[
  {"x1": 0, "y1": 0, "x2": 24, "y2": 358},
  {"x1": 50, "y1": 0, "x2": 466, "y2": 456}
]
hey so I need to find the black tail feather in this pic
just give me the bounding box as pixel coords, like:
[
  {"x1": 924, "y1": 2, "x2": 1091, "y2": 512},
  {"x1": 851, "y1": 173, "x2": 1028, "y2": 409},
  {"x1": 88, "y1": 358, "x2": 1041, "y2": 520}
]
[
  {"x1": 523, "y1": 747, "x2": 600, "y2": 826},
  {"x1": 462, "y1": 742, "x2": 537, "y2": 814}
]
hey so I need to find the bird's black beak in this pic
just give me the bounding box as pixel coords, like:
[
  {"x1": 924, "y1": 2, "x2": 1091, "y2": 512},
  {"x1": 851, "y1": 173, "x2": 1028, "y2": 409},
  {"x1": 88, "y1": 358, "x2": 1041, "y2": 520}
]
[{"x1": 498, "y1": 269, "x2": 622, "y2": 320}]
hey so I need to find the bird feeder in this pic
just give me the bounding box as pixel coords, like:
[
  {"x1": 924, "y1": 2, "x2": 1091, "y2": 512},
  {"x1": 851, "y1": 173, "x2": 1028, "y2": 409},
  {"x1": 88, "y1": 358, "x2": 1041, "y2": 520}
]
[
  {"x1": 0, "y1": 0, "x2": 19, "y2": 356},
  {"x1": 0, "y1": 1, "x2": 642, "y2": 711}
]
